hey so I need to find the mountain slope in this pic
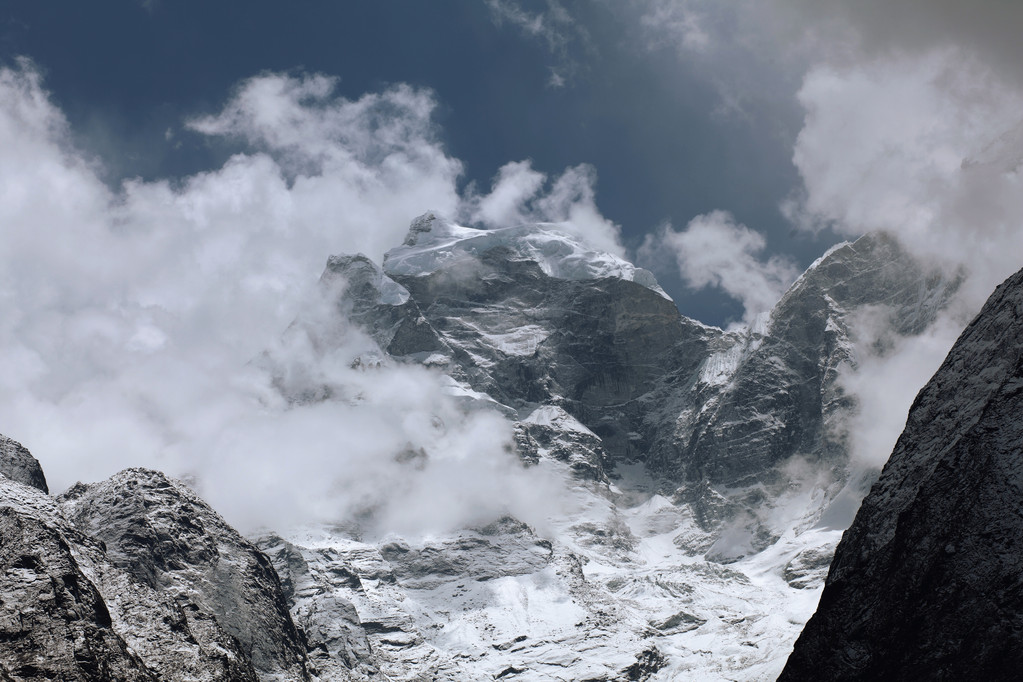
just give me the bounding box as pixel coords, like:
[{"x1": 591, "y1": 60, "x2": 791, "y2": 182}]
[
  {"x1": 0, "y1": 214, "x2": 971, "y2": 681},
  {"x1": 780, "y1": 266, "x2": 1023, "y2": 680},
  {"x1": 257, "y1": 215, "x2": 963, "y2": 679}
]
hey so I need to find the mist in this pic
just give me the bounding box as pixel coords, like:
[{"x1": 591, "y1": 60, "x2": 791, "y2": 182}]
[{"x1": 0, "y1": 61, "x2": 606, "y2": 536}]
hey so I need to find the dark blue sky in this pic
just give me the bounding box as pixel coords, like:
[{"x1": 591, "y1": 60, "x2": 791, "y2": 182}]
[{"x1": 0, "y1": 0, "x2": 843, "y2": 326}]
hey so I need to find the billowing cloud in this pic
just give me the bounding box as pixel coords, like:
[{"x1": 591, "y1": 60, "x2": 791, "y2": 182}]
[
  {"x1": 786, "y1": 48, "x2": 1023, "y2": 310},
  {"x1": 0, "y1": 61, "x2": 587, "y2": 536},
  {"x1": 471, "y1": 160, "x2": 546, "y2": 228},
  {"x1": 772, "y1": 0, "x2": 1023, "y2": 84},
  {"x1": 468, "y1": 159, "x2": 626, "y2": 258},
  {"x1": 778, "y1": 46, "x2": 1023, "y2": 473},
  {"x1": 753, "y1": 4, "x2": 1023, "y2": 473},
  {"x1": 634, "y1": 1, "x2": 1023, "y2": 305},
  {"x1": 836, "y1": 306, "x2": 964, "y2": 471},
  {"x1": 639, "y1": 210, "x2": 798, "y2": 325},
  {"x1": 185, "y1": 71, "x2": 464, "y2": 263}
]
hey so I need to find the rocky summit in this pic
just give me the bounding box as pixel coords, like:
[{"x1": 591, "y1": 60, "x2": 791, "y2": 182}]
[
  {"x1": 0, "y1": 214, "x2": 973, "y2": 680},
  {"x1": 780, "y1": 265, "x2": 1023, "y2": 681}
]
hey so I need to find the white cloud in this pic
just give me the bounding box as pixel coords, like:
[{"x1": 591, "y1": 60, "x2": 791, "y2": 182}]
[
  {"x1": 0, "y1": 61, "x2": 582, "y2": 536},
  {"x1": 468, "y1": 159, "x2": 626, "y2": 258},
  {"x1": 760, "y1": 9, "x2": 1023, "y2": 481},
  {"x1": 635, "y1": 1, "x2": 1023, "y2": 310},
  {"x1": 836, "y1": 306, "x2": 964, "y2": 471},
  {"x1": 786, "y1": 48, "x2": 1023, "y2": 310},
  {"x1": 639, "y1": 210, "x2": 798, "y2": 325},
  {"x1": 770, "y1": 0, "x2": 1023, "y2": 85},
  {"x1": 551, "y1": 1, "x2": 1023, "y2": 481},
  {"x1": 472, "y1": 160, "x2": 546, "y2": 228}
]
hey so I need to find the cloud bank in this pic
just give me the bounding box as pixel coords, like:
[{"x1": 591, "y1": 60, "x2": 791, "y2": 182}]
[{"x1": 0, "y1": 61, "x2": 608, "y2": 535}]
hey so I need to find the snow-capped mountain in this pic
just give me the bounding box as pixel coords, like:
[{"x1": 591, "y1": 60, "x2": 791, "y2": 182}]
[
  {"x1": 780, "y1": 265, "x2": 1023, "y2": 680},
  {"x1": 0, "y1": 214, "x2": 964, "y2": 680},
  {"x1": 252, "y1": 214, "x2": 960, "y2": 680}
]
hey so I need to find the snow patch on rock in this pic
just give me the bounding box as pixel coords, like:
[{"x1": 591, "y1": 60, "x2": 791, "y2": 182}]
[{"x1": 383, "y1": 212, "x2": 671, "y2": 298}]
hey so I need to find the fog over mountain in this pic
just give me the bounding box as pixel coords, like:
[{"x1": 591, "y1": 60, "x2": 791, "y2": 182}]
[
  {"x1": 2, "y1": 2, "x2": 1022, "y2": 680},
  {"x1": 0, "y1": 203, "x2": 973, "y2": 679}
]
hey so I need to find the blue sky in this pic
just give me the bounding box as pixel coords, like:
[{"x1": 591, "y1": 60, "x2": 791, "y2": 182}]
[{"x1": 0, "y1": 0, "x2": 847, "y2": 326}]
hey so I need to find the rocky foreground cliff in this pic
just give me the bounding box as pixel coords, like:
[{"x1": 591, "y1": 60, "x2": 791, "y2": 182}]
[
  {"x1": 0, "y1": 440, "x2": 312, "y2": 682},
  {"x1": 780, "y1": 265, "x2": 1023, "y2": 681}
]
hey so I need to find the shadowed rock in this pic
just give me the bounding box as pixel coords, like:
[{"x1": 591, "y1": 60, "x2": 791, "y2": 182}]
[
  {"x1": 780, "y1": 266, "x2": 1023, "y2": 680},
  {"x1": 0, "y1": 477, "x2": 155, "y2": 682}
]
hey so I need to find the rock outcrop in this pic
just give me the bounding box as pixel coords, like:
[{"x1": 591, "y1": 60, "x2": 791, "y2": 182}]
[
  {"x1": 0, "y1": 441, "x2": 311, "y2": 682},
  {"x1": 780, "y1": 266, "x2": 1023, "y2": 680},
  {"x1": 0, "y1": 477, "x2": 154, "y2": 682},
  {"x1": 60, "y1": 469, "x2": 312, "y2": 681},
  {"x1": 1, "y1": 434, "x2": 48, "y2": 492}
]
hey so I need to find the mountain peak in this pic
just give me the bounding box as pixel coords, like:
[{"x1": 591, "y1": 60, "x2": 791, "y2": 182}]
[
  {"x1": 403, "y1": 210, "x2": 448, "y2": 247},
  {"x1": 385, "y1": 213, "x2": 670, "y2": 298}
]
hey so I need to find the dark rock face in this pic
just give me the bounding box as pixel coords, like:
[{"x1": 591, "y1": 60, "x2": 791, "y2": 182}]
[
  {"x1": 621, "y1": 646, "x2": 667, "y2": 681},
  {"x1": 0, "y1": 480, "x2": 154, "y2": 682},
  {"x1": 514, "y1": 405, "x2": 613, "y2": 480},
  {"x1": 320, "y1": 252, "x2": 447, "y2": 359},
  {"x1": 0, "y1": 465, "x2": 267, "y2": 682},
  {"x1": 780, "y1": 266, "x2": 1023, "y2": 681},
  {"x1": 59, "y1": 469, "x2": 312, "y2": 681},
  {"x1": 0, "y1": 434, "x2": 48, "y2": 492},
  {"x1": 373, "y1": 216, "x2": 724, "y2": 469},
  {"x1": 256, "y1": 534, "x2": 376, "y2": 681},
  {"x1": 668, "y1": 233, "x2": 962, "y2": 489}
]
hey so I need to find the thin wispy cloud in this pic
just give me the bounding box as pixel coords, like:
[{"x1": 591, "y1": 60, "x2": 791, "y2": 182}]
[{"x1": 484, "y1": 0, "x2": 589, "y2": 87}]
